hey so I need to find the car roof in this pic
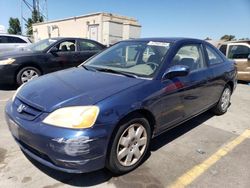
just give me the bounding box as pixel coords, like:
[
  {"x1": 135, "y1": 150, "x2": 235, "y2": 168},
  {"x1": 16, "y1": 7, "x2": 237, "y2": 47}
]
[
  {"x1": 49, "y1": 37, "x2": 99, "y2": 41},
  {"x1": 219, "y1": 40, "x2": 250, "y2": 45},
  {"x1": 0, "y1": 33, "x2": 30, "y2": 39},
  {"x1": 123, "y1": 37, "x2": 205, "y2": 43},
  {"x1": 47, "y1": 37, "x2": 105, "y2": 45}
]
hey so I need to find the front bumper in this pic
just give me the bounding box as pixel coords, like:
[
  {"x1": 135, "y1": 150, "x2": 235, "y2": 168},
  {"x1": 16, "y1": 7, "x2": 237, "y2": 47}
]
[{"x1": 5, "y1": 101, "x2": 113, "y2": 173}]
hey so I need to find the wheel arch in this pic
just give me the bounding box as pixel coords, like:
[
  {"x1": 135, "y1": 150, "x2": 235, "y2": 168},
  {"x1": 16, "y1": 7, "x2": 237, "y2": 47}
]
[
  {"x1": 107, "y1": 108, "x2": 156, "y2": 153},
  {"x1": 226, "y1": 80, "x2": 234, "y2": 92},
  {"x1": 116, "y1": 109, "x2": 156, "y2": 136},
  {"x1": 15, "y1": 62, "x2": 43, "y2": 77},
  {"x1": 105, "y1": 108, "x2": 156, "y2": 169}
]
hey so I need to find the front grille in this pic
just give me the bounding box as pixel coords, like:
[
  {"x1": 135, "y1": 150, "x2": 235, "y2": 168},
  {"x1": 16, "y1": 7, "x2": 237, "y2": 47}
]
[{"x1": 14, "y1": 98, "x2": 42, "y2": 120}]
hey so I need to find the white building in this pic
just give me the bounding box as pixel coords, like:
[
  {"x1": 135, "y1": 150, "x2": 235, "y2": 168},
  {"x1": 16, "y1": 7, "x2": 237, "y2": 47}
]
[
  {"x1": 0, "y1": 25, "x2": 6, "y2": 33},
  {"x1": 32, "y1": 12, "x2": 141, "y2": 45}
]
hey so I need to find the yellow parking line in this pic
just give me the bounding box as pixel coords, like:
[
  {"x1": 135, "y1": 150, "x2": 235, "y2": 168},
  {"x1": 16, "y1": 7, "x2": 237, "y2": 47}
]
[{"x1": 169, "y1": 129, "x2": 250, "y2": 188}]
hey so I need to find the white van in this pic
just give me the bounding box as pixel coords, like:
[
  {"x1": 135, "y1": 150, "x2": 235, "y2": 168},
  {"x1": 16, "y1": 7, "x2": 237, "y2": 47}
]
[{"x1": 0, "y1": 34, "x2": 32, "y2": 52}]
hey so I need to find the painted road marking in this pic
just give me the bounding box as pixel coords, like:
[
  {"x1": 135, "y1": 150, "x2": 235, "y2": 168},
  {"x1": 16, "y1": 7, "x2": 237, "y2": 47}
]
[{"x1": 169, "y1": 129, "x2": 250, "y2": 188}]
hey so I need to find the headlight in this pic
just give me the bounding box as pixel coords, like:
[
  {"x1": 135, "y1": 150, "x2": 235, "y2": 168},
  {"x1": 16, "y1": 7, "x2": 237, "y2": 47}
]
[
  {"x1": 12, "y1": 83, "x2": 25, "y2": 101},
  {"x1": 0, "y1": 58, "x2": 15, "y2": 65},
  {"x1": 43, "y1": 106, "x2": 100, "y2": 129}
]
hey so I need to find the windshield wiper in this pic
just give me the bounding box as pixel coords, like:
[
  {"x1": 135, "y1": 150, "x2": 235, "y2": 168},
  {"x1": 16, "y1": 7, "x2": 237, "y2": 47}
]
[
  {"x1": 95, "y1": 68, "x2": 137, "y2": 78},
  {"x1": 81, "y1": 65, "x2": 97, "y2": 72}
]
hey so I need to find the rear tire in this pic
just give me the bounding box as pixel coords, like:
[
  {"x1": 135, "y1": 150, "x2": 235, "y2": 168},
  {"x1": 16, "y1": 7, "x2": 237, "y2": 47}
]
[
  {"x1": 106, "y1": 114, "x2": 151, "y2": 175},
  {"x1": 211, "y1": 85, "x2": 231, "y2": 115},
  {"x1": 16, "y1": 66, "x2": 41, "y2": 86}
]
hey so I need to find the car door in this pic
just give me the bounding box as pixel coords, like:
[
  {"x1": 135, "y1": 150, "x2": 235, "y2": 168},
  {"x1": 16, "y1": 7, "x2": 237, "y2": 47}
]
[
  {"x1": 1, "y1": 36, "x2": 28, "y2": 51},
  {"x1": 49, "y1": 39, "x2": 80, "y2": 70},
  {"x1": 8, "y1": 36, "x2": 28, "y2": 50},
  {"x1": 204, "y1": 44, "x2": 228, "y2": 104},
  {"x1": 77, "y1": 39, "x2": 104, "y2": 63},
  {"x1": 0, "y1": 36, "x2": 19, "y2": 52},
  {"x1": 227, "y1": 44, "x2": 250, "y2": 79},
  {"x1": 166, "y1": 43, "x2": 210, "y2": 118}
]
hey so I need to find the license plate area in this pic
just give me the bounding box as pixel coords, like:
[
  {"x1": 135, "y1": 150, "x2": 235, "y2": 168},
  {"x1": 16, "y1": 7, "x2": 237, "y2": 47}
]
[{"x1": 9, "y1": 119, "x2": 20, "y2": 139}]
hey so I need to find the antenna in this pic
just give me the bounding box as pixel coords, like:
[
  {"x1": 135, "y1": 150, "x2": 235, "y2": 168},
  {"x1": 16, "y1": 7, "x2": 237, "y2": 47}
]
[{"x1": 21, "y1": 0, "x2": 48, "y2": 34}]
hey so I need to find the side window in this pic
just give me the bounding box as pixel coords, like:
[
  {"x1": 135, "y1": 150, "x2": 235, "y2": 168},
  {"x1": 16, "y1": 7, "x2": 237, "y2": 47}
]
[
  {"x1": 219, "y1": 45, "x2": 227, "y2": 55},
  {"x1": 0, "y1": 36, "x2": 8, "y2": 43},
  {"x1": 206, "y1": 45, "x2": 224, "y2": 65},
  {"x1": 79, "y1": 40, "x2": 102, "y2": 51},
  {"x1": 7, "y1": 36, "x2": 26, "y2": 43},
  {"x1": 228, "y1": 45, "x2": 250, "y2": 59},
  {"x1": 56, "y1": 40, "x2": 76, "y2": 52},
  {"x1": 172, "y1": 44, "x2": 205, "y2": 72}
]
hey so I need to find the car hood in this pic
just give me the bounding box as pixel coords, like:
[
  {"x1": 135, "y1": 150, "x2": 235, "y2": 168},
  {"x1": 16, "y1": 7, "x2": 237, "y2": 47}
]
[
  {"x1": 17, "y1": 67, "x2": 144, "y2": 112},
  {"x1": 0, "y1": 50, "x2": 41, "y2": 60}
]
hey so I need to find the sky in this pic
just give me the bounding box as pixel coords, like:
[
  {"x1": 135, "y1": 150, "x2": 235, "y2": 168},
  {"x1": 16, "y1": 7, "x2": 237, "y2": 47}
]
[{"x1": 0, "y1": 0, "x2": 249, "y2": 40}]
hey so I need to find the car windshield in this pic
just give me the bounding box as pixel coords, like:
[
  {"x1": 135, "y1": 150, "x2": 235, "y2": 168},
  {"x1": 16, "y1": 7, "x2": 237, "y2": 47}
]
[
  {"x1": 84, "y1": 41, "x2": 171, "y2": 78},
  {"x1": 27, "y1": 38, "x2": 58, "y2": 51}
]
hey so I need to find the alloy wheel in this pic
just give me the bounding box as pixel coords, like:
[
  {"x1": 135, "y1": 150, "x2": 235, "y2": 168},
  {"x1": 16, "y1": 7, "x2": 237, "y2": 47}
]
[
  {"x1": 21, "y1": 69, "x2": 39, "y2": 83},
  {"x1": 221, "y1": 88, "x2": 231, "y2": 111},
  {"x1": 116, "y1": 123, "x2": 148, "y2": 167}
]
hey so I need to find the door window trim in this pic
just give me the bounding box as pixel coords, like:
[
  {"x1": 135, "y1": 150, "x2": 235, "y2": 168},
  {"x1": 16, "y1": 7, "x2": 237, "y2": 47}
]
[
  {"x1": 170, "y1": 43, "x2": 207, "y2": 73},
  {"x1": 204, "y1": 44, "x2": 225, "y2": 66},
  {"x1": 47, "y1": 39, "x2": 77, "y2": 53}
]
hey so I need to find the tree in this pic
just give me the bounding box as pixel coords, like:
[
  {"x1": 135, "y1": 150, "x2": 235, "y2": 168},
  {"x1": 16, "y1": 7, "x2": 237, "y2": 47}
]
[
  {"x1": 220, "y1": 35, "x2": 236, "y2": 41},
  {"x1": 204, "y1": 37, "x2": 212, "y2": 40},
  {"x1": 239, "y1": 38, "x2": 250, "y2": 41},
  {"x1": 25, "y1": 18, "x2": 34, "y2": 36},
  {"x1": 25, "y1": 10, "x2": 44, "y2": 35},
  {"x1": 8, "y1": 17, "x2": 21, "y2": 34}
]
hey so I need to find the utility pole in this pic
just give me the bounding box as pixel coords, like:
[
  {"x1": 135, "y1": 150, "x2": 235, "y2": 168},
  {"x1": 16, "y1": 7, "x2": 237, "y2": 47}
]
[{"x1": 20, "y1": 0, "x2": 48, "y2": 34}]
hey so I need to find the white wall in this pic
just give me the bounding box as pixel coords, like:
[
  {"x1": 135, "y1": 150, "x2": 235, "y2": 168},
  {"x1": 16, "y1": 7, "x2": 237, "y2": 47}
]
[
  {"x1": 33, "y1": 14, "x2": 101, "y2": 42},
  {"x1": 0, "y1": 25, "x2": 6, "y2": 33},
  {"x1": 32, "y1": 13, "x2": 141, "y2": 45}
]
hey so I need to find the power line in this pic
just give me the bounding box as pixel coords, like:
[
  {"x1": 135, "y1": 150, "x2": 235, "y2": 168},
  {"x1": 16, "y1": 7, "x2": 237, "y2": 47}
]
[{"x1": 20, "y1": 0, "x2": 48, "y2": 34}]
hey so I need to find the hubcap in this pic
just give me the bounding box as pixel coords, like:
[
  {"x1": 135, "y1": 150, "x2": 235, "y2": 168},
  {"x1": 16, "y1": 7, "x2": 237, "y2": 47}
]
[
  {"x1": 221, "y1": 88, "x2": 231, "y2": 111},
  {"x1": 21, "y1": 69, "x2": 39, "y2": 83},
  {"x1": 116, "y1": 123, "x2": 148, "y2": 167}
]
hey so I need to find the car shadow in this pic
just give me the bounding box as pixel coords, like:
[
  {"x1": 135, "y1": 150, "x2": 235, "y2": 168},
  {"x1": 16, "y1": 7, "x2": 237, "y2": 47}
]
[
  {"x1": 23, "y1": 111, "x2": 214, "y2": 187},
  {"x1": 23, "y1": 152, "x2": 113, "y2": 187},
  {"x1": 0, "y1": 84, "x2": 17, "y2": 91},
  {"x1": 237, "y1": 80, "x2": 250, "y2": 85},
  {"x1": 150, "y1": 111, "x2": 214, "y2": 151}
]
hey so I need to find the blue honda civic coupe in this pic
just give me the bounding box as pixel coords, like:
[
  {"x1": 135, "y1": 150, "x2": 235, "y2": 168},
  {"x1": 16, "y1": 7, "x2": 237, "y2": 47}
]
[{"x1": 5, "y1": 38, "x2": 237, "y2": 174}]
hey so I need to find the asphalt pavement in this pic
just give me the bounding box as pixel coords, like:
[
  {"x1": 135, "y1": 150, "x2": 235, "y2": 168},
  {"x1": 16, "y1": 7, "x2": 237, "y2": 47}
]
[{"x1": 0, "y1": 83, "x2": 249, "y2": 188}]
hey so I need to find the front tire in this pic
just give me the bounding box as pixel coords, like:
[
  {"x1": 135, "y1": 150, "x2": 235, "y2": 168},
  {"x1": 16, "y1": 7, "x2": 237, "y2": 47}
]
[
  {"x1": 211, "y1": 85, "x2": 231, "y2": 115},
  {"x1": 106, "y1": 114, "x2": 151, "y2": 174},
  {"x1": 16, "y1": 67, "x2": 41, "y2": 86}
]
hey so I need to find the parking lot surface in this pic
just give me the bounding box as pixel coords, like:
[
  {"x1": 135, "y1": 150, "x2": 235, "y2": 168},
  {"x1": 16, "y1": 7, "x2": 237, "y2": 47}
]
[{"x1": 0, "y1": 83, "x2": 249, "y2": 188}]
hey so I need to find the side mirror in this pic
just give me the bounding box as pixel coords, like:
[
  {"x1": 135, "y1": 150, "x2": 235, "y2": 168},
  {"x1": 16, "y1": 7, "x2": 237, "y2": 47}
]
[
  {"x1": 50, "y1": 47, "x2": 59, "y2": 53},
  {"x1": 163, "y1": 65, "x2": 189, "y2": 80}
]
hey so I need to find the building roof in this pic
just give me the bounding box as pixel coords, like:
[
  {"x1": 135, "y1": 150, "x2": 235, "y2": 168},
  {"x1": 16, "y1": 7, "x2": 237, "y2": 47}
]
[
  {"x1": 127, "y1": 37, "x2": 205, "y2": 43},
  {"x1": 33, "y1": 12, "x2": 138, "y2": 26}
]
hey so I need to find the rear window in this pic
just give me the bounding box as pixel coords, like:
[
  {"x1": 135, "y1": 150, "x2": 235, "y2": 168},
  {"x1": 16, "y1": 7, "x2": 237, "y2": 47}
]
[
  {"x1": 7, "y1": 36, "x2": 26, "y2": 43},
  {"x1": 228, "y1": 45, "x2": 250, "y2": 59},
  {"x1": 0, "y1": 36, "x2": 26, "y2": 43}
]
